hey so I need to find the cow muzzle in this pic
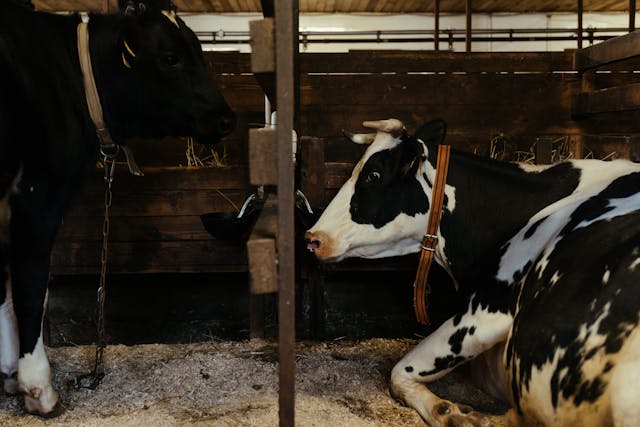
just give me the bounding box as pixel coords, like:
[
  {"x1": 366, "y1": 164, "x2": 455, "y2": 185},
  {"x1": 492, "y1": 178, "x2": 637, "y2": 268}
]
[{"x1": 304, "y1": 230, "x2": 338, "y2": 261}]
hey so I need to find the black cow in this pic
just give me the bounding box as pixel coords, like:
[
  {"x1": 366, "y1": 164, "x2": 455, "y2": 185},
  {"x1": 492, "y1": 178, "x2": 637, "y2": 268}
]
[
  {"x1": 306, "y1": 119, "x2": 640, "y2": 426},
  {"x1": 0, "y1": 0, "x2": 234, "y2": 415}
]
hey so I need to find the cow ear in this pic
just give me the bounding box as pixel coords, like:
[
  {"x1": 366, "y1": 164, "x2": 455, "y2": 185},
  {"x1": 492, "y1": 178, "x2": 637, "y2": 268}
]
[{"x1": 415, "y1": 119, "x2": 447, "y2": 147}]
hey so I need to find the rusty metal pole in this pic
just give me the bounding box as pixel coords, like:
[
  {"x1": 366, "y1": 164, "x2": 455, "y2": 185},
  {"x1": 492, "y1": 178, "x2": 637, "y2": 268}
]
[
  {"x1": 275, "y1": 0, "x2": 297, "y2": 425},
  {"x1": 577, "y1": 0, "x2": 583, "y2": 49},
  {"x1": 630, "y1": 0, "x2": 637, "y2": 32},
  {"x1": 465, "y1": 0, "x2": 472, "y2": 52},
  {"x1": 434, "y1": 0, "x2": 440, "y2": 51}
]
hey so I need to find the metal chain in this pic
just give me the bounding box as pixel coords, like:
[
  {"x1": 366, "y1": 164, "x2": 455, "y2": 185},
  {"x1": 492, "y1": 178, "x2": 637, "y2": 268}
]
[{"x1": 75, "y1": 146, "x2": 118, "y2": 390}]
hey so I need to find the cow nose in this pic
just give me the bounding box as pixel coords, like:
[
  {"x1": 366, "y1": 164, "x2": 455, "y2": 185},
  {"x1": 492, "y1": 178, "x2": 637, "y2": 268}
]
[
  {"x1": 305, "y1": 231, "x2": 320, "y2": 252},
  {"x1": 217, "y1": 113, "x2": 236, "y2": 137}
]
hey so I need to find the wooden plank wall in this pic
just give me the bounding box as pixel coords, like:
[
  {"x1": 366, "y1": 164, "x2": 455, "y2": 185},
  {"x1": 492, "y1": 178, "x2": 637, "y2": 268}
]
[{"x1": 51, "y1": 50, "x2": 640, "y2": 274}]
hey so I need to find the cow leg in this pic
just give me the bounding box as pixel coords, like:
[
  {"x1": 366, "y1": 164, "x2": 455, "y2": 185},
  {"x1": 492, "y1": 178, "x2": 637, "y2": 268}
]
[
  {"x1": 0, "y1": 188, "x2": 19, "y2": 394},
  {"x1": 10, "y1": 202, "x2": 61, "y2": 416},
  {"x1": 0, "y1": 269, "x2": 19, "y2": 395},
  {"x1": 390, "y1": 296, "x2": 512, "y2": 426}
]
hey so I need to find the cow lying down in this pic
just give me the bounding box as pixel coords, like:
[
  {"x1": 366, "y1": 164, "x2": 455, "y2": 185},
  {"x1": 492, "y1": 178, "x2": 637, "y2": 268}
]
[{"x1": 306, "y1": 119, "x2": 640, "y2": 427}]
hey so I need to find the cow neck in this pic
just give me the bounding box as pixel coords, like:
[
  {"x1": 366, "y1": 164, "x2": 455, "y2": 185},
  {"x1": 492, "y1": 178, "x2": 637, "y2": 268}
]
[
  {"x1": 413, "y1": 144, "x2": 451, "y2": 326},
  {"x1": 76, "y1": 19, "x2": 142, "y2": 176}
]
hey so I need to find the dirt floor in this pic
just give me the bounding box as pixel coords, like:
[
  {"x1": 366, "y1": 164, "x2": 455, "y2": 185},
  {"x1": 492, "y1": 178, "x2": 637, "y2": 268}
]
[{"x1": 0, "y1": 339, "x2": 509, "y2": 426}]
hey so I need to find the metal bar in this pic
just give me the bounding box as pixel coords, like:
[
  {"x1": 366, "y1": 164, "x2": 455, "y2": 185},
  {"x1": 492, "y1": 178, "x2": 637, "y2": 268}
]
[
  {"x1": 631, "y1": 0, "x2": 637, "y2": 32},
  {"x1": 434, "y1": 0, "x2": 440, "y2": 51},
  {"x1": 102, "y1": 0, "x2": 109, "y2": 13},
  {"x1": 578, "y1": 0, "x2": 584, "y2": 48},
  {"x1": 466, "y1": 0, "x2": 472, "y2": 52},
  {"x1": 275, "y1": 0, "x2": 297, "y2": 425}
]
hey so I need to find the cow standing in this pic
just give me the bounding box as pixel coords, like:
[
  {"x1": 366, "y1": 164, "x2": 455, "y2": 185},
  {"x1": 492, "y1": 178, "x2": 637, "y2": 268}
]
[
  {"x1": 306, "y1": 119, "x2": 640, "y2": 426},
  {"x1": 0, "y1": 0, "x2": 235, "y2": 415}
]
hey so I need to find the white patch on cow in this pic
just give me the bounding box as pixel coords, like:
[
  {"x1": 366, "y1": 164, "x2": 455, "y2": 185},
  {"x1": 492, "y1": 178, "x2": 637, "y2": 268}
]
[
  {"x1": 161, "y1": 10, "x2": 179, "y2": 28},
  {"x1": 496, "y1": 160, "x2": 640, "y2": 285},
  {"x1": 18, "y1": 291, "x2": 58, "y2": 415},
  {"x1": 575, "y1": 192, "x2": 640, "y2": 233},
  {"x1": 516, "y1": 347, "x2": 566, "y2": 424},
  {"x1": 517, "y1": 162, "x2": 555, "y2": 173},
  {"x1": 550, "y1": 270, "x2": 562, "y2": 286},
  {"x1": 610, "y1": 327, "x2": 640, "y2": 427},
  {"x1": 602, "y1": 268, "x2": 611, "y2": 285},
  {"x1": 629, "y1": 257, "x2": 640, "y2": 272},
  {"x1": 0, "y1": 272, "x2": 18, "y2": 394}
]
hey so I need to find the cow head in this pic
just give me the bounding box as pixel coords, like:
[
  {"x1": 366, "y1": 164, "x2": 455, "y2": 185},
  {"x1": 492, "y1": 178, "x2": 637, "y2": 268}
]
[
  {"x1": 305, "y1": 119, "x2": 447, "y2": 262},
  {"x1": 94, "y1": 0, "x2": 235, "y2": 143}
]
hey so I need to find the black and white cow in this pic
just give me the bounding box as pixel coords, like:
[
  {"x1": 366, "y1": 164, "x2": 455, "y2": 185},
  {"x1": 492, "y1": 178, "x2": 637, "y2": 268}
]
[
  {"x1": 0, "y1": 0, "x2": 234, "y2": 416},
  {"x1": 306, "y1": 118, "x2": 640, "y2": 426}
]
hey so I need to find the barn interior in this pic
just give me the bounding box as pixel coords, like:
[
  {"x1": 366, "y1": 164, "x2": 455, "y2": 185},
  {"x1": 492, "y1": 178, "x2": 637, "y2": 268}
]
[{"x1": 4, "y1": 0, "x2": 640, "y2": 425}]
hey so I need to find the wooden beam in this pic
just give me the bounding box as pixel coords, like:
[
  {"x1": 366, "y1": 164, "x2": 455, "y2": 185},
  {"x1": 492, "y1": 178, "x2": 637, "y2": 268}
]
[
  {"x1": 298, "y1": 137, "x2": 325, "y2": 207},
  {"x1": 631, "y1": 0, "x2": 637, "y2": 32},
  {"x1": 434, "y1": 0, "x2": 440, "y2": 51},
  {"x1": 574, "y1": 30, "x2": 640, "y2": 70},
  {"x1": 247, "y1": 196, "x2": 278, "y2": 294},
  {"x1": 275, "y1": 0, "x2": 298, "y2": 426},
  {"x1": 574, "y1": 82, "x2": 640, "y2": 116},
  {"x1": 465, "y1": 0, "x2": 472, "y2": 52},
  {"x1": 578, "y1": 0, "x2": 584, "y2": 49},
  {"x1": 249, "y1": 127, "x2": 278, "y2": 185}
]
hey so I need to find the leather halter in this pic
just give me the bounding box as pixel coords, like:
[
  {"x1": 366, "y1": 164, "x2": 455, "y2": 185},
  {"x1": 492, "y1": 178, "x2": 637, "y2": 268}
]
[
  {"x1": 77, "y1": 21, "x2": 143, "y2": 176},
  {"x1": 413, "y1": 144, "x2": 451, "y2": 326}
]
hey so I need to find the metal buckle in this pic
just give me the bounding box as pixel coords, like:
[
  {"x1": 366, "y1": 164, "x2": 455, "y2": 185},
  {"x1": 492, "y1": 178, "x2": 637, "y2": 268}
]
[{"x1": 421, "y1": 233, "x2": 438, "y2": 252}]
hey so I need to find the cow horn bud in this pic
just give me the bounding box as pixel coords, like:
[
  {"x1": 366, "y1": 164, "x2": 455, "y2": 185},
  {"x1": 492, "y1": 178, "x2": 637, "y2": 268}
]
[
  {"x1": 343, "y1": 130, "x2": 376, "y2": 145},
  {"x1": 362, "y1": 119, "x2": 405, "y2": 137}
]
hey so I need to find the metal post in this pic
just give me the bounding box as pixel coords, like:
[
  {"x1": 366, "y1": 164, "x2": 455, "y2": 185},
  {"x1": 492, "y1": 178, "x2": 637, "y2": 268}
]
[
  {"x1": 102, "y1": 0, "x2": 109, "y2": 13},
  {"x1": 434, "y1": 0, "x2": 440, "y2": 51},
  {"x1": 275, "y1": 0, "x2": 297, "y2": 425},
  {"x1": 631, "y1": 0, "x2": 637, "y2": 32},
  {"x1": 578, "y1": 0, "x2": 583, "y2": 49},
  {"x1": 465, "y1": 0, "x2": 472, "y2": 52}
]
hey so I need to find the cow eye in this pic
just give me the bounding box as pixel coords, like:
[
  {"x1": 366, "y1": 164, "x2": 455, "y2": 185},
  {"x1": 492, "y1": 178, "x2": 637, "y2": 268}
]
[
  {"x1": 163, "y1": 54, "x2": 181, "y2": 67},
  {"x1": 365, "y1": 171, "x2": 382, "y2": 184}
]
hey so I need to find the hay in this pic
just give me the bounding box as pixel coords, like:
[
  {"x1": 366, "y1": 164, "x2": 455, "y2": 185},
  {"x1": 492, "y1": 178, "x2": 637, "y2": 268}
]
[
  {"x1": 0, "y1": 339, "x2": 508, "y2": 426},
  {"x1": 185, "y1": 137, "x2": 228, "y2": 168}
]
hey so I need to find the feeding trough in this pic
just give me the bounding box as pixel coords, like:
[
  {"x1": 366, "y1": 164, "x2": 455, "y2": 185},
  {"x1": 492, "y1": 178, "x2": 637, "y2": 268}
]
[{"x1": 200, "y1": 192, "x2": 264, "y2": 242}]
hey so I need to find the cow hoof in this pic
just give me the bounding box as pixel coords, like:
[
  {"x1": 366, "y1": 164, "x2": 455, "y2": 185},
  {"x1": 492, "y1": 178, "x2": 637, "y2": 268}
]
[
  {"x1": 432, "y1": 401, "x2": 493, "y2": 427},
  {"x1": 2, "y1": 372, "x2": 18, "y2": 395},
  {"x1": 22, "y1": 385, "x2": 60, "y2": 417}
]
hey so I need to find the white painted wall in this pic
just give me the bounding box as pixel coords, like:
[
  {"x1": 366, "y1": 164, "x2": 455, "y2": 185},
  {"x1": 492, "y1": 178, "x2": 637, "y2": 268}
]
[{"x1": 181, "y1": 12, "x2": 638, "y2": 53}]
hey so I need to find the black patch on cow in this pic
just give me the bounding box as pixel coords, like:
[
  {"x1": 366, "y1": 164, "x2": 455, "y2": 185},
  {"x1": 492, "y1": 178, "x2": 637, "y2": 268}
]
[
  {"x1": 435, "y1": 355, "x2": 468, "y2": 371},
  {"x1": 405, "y1": 366, "x2": 414, "y2": 373},
  {"x1": 468, "y1": 326, "x2": 476, "y2": 335},
  {"x1": 448, "y1": 327, "x2": 469, "y2": 355},
  {"x1": 437, "y1": 155, "x2": 580, "y2": 296},
  {"x1": 524, "y1": 216, "x2": 547, "y2": 239},
  {"x1": 350, "y1": 135, "x2": 429, "y2": 228},
  {"x1": 507, "y1": 208, "x2": 640, "y2": 412}
]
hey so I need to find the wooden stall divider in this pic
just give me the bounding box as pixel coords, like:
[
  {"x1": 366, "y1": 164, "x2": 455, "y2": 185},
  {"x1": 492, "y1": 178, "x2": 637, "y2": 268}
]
[{"x1": 247, "y1": 1, "x2": 298, "y2": 425}]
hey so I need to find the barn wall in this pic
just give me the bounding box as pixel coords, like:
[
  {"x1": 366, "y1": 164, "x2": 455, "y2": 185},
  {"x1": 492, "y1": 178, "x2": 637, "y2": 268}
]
[
  {"x1": 52, "y1": 50, "x2": 640, "y2": 274},
  {"x1": 48, "y1": 50, "x2": 640, "y2": 343}
]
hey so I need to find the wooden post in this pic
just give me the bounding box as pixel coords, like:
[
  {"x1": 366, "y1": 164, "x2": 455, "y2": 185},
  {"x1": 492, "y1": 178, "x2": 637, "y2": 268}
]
[
  {"x1": 434, "y1": 0, "x2": 440, "y2": 51},
  {"x1": 275, "y1": 0, "x2": 297, "y2": 425},
  {"x1": 631, "y1": 0, "x2": 637, "y2": 32},
  {"x1": 578, "y1": 0, "x2": 584, "y2": 49},
  {"x1": 102, "y1": 0, "x2": 109, "y2": 13},
  {"x1": 298, "y1": 137, "x2": 326, "y2": 339},
  {"x1": 466, "y1": 0, "x2": 472, "y2": 52}
]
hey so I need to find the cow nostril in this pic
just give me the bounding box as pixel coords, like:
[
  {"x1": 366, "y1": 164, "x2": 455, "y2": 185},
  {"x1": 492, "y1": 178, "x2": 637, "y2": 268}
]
[
  {"x1": 307, "y1": 240, "x2": 320, "y2": 252},
  {"x1": 304, "y1": 231, "x2": 321, "y2": 252},
  {"x1": 217, "y1": 114, "x2": 236, "y2": 136}
]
